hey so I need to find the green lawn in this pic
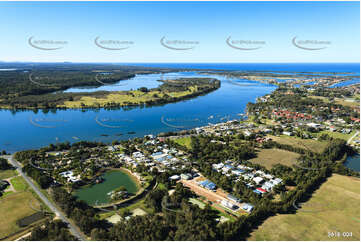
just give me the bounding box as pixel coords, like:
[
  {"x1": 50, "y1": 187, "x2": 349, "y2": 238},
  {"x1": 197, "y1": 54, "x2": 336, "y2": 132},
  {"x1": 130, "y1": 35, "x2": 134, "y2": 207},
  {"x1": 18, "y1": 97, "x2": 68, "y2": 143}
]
[
  {"x1": 248, "y1": 174, "x2": 360, "y2": 241},
  {"x1": 189, "y1": 198, "x2": 206, "y2": 209},
  {"x1": 317, "y1": 130, "x2": 357, "y2": 142},
  {"x1": 10, "y1": 176, "x2": 28, "y2": 192},
  {"x1": 0, "y1": 169, "x2": 17, "y2": 180},
  {"x1": 190, "y1": 198, "x2": 236, "y2": 222},
  {"x1": 309, "y1": 95, "x2": 359, "y2": 108},
  {"x1": 157, "y1": 183, "x2": 167, "y2": 190},
  {"x1": 173, "y1": 136, "x2": 192, "y2": 149}
]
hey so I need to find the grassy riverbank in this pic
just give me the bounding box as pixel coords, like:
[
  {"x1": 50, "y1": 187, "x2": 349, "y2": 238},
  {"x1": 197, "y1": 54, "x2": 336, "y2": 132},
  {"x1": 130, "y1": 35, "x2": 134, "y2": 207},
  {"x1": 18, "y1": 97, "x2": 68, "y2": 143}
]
[
  {"x1": 0, "y1": 78, "x2": 220, "y2": 110},
  {"x1": 61, "y1": 87, "x2": 198, "y2": 108}
]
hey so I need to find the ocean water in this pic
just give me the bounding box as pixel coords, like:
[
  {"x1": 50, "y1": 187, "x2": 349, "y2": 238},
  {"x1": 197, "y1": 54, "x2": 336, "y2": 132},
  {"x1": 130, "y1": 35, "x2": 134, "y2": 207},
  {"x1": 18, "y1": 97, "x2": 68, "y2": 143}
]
[
  {"x1": 121, "y1": 63, "x2": 360, "y2": 74},
  {"x1": 329, "y1": 78, "x2": 360, "y2": 88}
]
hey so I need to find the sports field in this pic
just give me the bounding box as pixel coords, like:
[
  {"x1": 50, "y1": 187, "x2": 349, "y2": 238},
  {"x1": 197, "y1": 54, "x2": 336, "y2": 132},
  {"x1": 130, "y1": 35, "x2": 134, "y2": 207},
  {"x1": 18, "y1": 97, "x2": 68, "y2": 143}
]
[{"x1": 248, "y1": 174, "x2": 360, "y2": 241}]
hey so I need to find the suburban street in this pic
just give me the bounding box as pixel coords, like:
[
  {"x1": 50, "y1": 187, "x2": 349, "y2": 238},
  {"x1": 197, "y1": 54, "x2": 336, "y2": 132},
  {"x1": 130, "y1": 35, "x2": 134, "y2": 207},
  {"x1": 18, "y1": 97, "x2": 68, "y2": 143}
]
[{"x1": 3, "y1": 155, "x2": 87, "y2": 241}]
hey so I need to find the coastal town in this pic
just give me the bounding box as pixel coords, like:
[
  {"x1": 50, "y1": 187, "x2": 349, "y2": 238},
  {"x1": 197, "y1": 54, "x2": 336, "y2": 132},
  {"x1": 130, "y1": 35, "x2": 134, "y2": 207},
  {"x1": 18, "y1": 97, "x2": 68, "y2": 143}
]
[
  {"x1": 0, "y1": 0, "x2": 359, "y2": 241},
  {"x1": 0, "y1": 74, "x2": 359, "y2": 240}
]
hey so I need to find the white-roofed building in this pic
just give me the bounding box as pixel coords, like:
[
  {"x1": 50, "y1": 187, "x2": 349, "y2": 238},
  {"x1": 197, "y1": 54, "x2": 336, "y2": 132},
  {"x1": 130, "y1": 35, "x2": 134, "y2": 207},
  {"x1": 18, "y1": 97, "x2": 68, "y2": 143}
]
[{"x1": 253, "y1": 176, "x2": 264, "y2": 185}]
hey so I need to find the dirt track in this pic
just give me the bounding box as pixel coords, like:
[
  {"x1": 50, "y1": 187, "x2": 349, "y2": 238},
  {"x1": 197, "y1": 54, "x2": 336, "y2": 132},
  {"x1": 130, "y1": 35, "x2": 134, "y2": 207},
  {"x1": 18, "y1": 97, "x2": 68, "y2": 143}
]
[
  {"x1": 180, "y1": 178, "x2": 248, "y2": 216},
  {"x1": 180, "y1": 179, "x2": 226, "y2": 203}
]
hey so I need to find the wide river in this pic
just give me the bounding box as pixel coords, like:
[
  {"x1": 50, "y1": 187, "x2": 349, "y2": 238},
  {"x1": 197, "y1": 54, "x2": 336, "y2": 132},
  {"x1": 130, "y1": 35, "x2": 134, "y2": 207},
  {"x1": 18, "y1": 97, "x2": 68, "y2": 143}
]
[
  {"x1": 0, "y1": 71, "x2": 277, "y2": 152},
  {"x1": 0, "y1": 63, "x2": 359, "y2": 170}
]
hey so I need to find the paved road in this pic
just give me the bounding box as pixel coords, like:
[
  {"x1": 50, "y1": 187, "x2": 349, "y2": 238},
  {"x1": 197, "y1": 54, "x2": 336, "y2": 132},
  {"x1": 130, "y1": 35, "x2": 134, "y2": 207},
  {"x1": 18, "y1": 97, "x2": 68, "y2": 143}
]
[
  {"x1": 347, "y1": 130, "x2": 359, "y2": 145},
  {"x1": 3, "y1": 155, "x2": 87, "y2": 241}
]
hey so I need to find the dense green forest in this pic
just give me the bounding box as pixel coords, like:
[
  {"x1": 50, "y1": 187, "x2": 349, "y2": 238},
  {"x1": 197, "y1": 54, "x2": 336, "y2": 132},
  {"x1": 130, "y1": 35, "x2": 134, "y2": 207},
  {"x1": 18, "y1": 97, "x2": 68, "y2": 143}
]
[
  {"x1": 24, "y1": 219, "x2": 77, "y2": 241},
  {"x1": 0, "y1": 157, "x2": 11, "y2": 170},
  {"x1": 0, "y1": 62, "x2": 220, "y2": 110},
  {"x1": 0, "y1": 63, "x2": 189, "y2": 109},
  {"x1": 19, "y1": 132, "x2": 359, "y2": 240},
  {"x1": 0, "y1": 70, "x2": 133, "y2": 97}
]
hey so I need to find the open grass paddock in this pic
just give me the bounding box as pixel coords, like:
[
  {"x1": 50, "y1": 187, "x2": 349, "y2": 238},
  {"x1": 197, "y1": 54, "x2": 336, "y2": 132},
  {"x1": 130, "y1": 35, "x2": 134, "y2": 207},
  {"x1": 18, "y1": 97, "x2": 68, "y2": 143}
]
[
  {"x1": 0, "y1": 191, "x2": 42, "y2": 239},
  {"x1": 268, "y1": 135, "x2": 328, "y2": 153},
  {"x1": 250, "y1": 148, "x2": 300, "y2": 169},
  {"x1": 248, "y1": 174, "x2": 360, "y2": 241}
]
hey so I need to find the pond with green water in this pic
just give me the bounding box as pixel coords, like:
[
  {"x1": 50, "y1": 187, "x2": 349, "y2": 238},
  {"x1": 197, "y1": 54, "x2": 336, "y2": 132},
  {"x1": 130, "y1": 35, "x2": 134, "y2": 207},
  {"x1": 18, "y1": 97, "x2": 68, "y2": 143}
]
[{"x1": 75, "y1": 170, "x2": 138, "y2": 206}]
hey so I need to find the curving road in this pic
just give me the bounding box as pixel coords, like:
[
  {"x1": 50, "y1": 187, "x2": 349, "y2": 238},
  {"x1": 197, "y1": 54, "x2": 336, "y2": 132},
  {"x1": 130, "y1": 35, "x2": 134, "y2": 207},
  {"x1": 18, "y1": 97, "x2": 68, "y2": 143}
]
[
  {"x1": 347, "y1": 130, "x2": 359, "y2": 145},
  {"x1": 3, "y1": 155, "x2": 87, "y2": 241}
]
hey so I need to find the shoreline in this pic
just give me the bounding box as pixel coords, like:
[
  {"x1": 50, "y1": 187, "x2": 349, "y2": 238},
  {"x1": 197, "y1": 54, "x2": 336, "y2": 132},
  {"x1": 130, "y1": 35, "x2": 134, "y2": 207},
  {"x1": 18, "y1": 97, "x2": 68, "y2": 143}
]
[
  {"x1": 77, "y1": 167, "x2": 140, "y2": 191},
  {"x1": 0, "y1": 77, "x2": 220, "y2": 111},
  {"x1": 108, "y1": 167, "x2": 141, "y2": 190},
  {"x1": 2, "y1": 67, "x2": 359, "y2": 155}
]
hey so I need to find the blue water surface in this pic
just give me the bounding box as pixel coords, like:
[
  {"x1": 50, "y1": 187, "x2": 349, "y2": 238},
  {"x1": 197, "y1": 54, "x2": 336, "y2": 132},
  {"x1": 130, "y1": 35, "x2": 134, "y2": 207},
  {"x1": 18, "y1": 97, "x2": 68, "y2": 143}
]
[{"x1": 0, "y1": 63, "x2": 359, "y2": 153}]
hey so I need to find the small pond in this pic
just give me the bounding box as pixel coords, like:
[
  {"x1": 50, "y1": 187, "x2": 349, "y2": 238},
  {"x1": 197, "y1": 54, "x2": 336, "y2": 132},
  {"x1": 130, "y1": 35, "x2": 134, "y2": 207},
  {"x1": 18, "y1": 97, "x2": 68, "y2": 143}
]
[
  {"x1": 75, "y1": 170, "x2": 138, "y2": 206},
  {"x1": 344, "y1": 154, "x2": 360, "y2": 172}
]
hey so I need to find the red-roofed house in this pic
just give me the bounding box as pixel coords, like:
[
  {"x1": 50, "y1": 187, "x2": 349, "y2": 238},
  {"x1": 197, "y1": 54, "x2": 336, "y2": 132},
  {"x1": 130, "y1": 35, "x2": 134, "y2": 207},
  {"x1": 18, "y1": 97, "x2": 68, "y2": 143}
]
[{"x1": 256, "y1": 187, "x2": 267, "y2": 193}]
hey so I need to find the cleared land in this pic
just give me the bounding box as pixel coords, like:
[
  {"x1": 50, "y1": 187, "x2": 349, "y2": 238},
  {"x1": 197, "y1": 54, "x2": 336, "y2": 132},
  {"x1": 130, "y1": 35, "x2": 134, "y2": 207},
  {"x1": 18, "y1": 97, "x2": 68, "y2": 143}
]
[
  {"x1": 268, "y1": 135, "x2": 328, "y2": 153},
  {"x1": 173, "y1": 136, "x2": 192, "y2": 149},
  {"x1": 250, "y1": 148, "x2": 300, "y2": 169},
  {"x1": 248, "y1": 174, "x2": 360, "y2": 241},
  {"x1": 310, "y1": 95, "x2": 360, "y2": 108},
  {"x1": 62, "y1": 89, "x2": 196, "y2": 108},
  {"x1": 318, "y1": 130, "x2": 357, "y2": 142},
  {"x1": 0, "y1": 189, "x2": 42, "y2": 238},
  {"x1": 180, "y1": 178, "x2": 247, "y2": 218},
  {"x1": 99, "y1": 198, "x2": 152, "y2": 220},
  {"x1": 0, "y1": 169, "x2": 17, "y2": 179},
  {"x1": 10, "y1": 176, "x2": 28, "y2": 192}
]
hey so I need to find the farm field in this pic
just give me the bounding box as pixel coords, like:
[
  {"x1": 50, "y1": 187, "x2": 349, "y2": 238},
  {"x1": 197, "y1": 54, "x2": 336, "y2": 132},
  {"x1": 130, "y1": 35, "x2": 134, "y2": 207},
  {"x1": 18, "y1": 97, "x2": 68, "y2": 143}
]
[
  {"x1": 248, "y1": 174, "x2": 360, "y2": 241},
  {"x1": 249, "y1": 148, "x2": 300, "y2": 169},
  {"x1": 268, "y1": 135, "x2": 328, "y2": 153}
]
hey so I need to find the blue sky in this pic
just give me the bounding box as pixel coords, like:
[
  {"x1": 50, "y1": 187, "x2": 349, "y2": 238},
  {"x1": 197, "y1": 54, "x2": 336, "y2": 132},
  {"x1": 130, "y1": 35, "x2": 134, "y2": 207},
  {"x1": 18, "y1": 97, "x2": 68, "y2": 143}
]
[{"x1": 0, "y1": 1, "x2": 359, "y2": 63}]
